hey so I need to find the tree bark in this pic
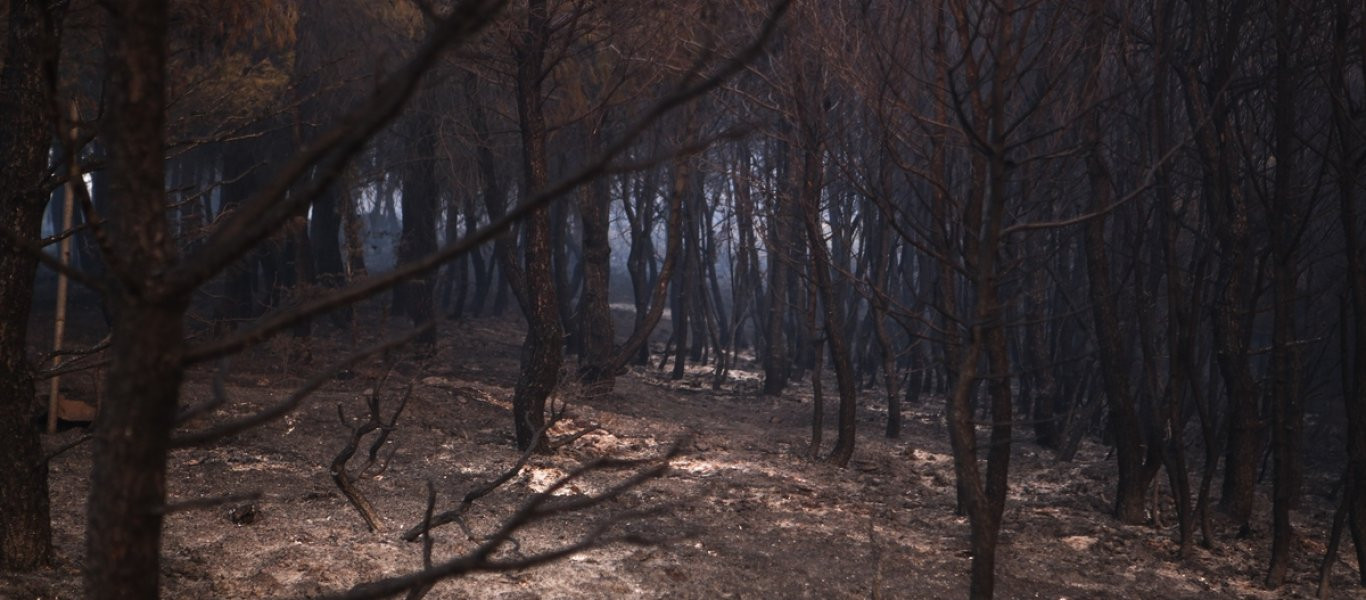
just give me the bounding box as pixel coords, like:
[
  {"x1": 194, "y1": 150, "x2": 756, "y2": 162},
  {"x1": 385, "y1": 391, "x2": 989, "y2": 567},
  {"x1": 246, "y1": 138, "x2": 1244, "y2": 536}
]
[
  {"x1": 762, "y1": 140, "x2": 793, "y2": 396},
  {"x1": 0, "y1": 0, "x2": 64, "y2": 571},
  {"x1": 510, "y1": 0, "x2": 561, "y2": 451},
  {"x1": 84, "y1": 3, "x2": 192, "y2": 598},
  {"x1": 397, "y1": 108, "x2": 440, "y2": 348},
  {"x1": 1266, "y1": 0, "x2": 1302, "y2": 584},
  {"x1": 576, "y1": 131, "x2": 614, "y2": 386}
]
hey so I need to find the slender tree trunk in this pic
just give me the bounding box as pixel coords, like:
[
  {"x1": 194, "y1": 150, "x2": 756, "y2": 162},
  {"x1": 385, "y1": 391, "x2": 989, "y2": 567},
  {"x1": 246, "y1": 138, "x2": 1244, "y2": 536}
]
[
  {"x1": 867, "y1": 197, "x2": 901, "y2": 438},
  {"x1": 1329, "y1": 2, "x2": 1366, "y2": 585},
  {"x1": 801, "y1": 163, "x2": 857, "y2": 466},
  {"x1": 510, "y1": 0, "x2": 560, "y2": 451},
  {"x1": 577, "y1": 131, "x2": 614, "y2": 386},
  {"x1": 763, "y1": 141, "x2": 793, "y2": 396},
  {"x1": 609, "y1": 128, "x2": 691, "y2": 378},
  {"x1": 1080, "y1": 0, "x2": 1149, "y2": 524},
  {"x1": 397, "y1": 108, "x2": 439, "y2": 347},
  {"x1": 1174, "y1": 3, "x2": 1257, "y2": 532},
  {"x1": 669, "y1": 175, "x2": 700, "y2": 381},
  {"x1": 1266, "y1": 0, "x2": 1302, "y2": 584},
  {"x1": 465, "y1": 195, "x2": 492, "y2": 316},
  {"x1": 466, "y1": 72, "x2": 527, "y2": 312}
]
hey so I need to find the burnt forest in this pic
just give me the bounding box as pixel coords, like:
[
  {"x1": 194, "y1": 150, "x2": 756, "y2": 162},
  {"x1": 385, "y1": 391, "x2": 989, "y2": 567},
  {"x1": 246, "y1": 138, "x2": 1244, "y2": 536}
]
[{"x1": 3, "y1": 0, "x2": 1366, "y2": 598}]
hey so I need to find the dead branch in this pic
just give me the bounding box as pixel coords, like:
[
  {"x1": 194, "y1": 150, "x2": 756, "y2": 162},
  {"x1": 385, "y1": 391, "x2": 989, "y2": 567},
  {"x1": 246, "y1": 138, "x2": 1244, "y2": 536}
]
[
  {"x1": 316, "y1": 441, "x2": 684, "y2": 600},
  {"x1": 360, "y1": 379, "x2": 416, "y2": 477},
  {"x1": 39, "y1": 334, "x2": 110, "y2": 362},
  {"x1": 332, "y1": 367, "x2": 415, "y2": 533},
  {"x1": 403, "y1": 479, "x2": 439, "y2": 600}
]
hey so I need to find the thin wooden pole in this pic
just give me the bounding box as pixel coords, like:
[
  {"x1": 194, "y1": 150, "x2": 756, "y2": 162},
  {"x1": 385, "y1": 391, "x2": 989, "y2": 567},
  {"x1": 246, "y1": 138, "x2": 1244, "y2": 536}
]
[{"x1": 47, "y1": 101, "x2": 77, "y2": 433}]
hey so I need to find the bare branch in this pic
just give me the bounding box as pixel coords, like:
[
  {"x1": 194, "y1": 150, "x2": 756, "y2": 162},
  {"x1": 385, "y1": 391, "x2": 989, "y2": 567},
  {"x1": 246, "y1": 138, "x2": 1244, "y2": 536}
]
[{"x1": 316, "y1": 442, "x2": 683, "y2": 600}]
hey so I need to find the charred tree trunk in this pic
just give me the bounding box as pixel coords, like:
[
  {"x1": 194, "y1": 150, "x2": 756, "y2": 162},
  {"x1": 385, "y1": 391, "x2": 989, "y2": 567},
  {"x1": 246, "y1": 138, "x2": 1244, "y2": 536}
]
[
  {"x1": 867, "y1": 193, "x2": 901, "y2": 438},
  {"x1": 510, "y1": 0, "x2": 560, "y2": 451},
  {"x1": 465, "y1": 195, "x2": 492, "y2": 316},
  {"x1": 609, "y1": 124, "x2": 691, "y2": 379},
  {"x1": 1080, "y1": 0, "x2": 1149, "y2": 525},
  {"x1": 1329, "y1": 2, "x2": 1366, "y2": 586},
  {"x1": 0, "y1": 0, "x2": 64, "y2": 571},
  {"x1": 800, "y1": 158, "x2": 857, "y2": 467},
  {"x1": 297, "y1": 0, "x2": 346, "y2": 318},
  {"x1": 577, "y1": 129, "x2": 614, "y2": 386},
  {"x1": 1266, "y1": 0, "x2": 1303, "y2": 584},
  {"x1": 668, "y1": 173, "x2": 700, "y2": 381},
  {"x1": 762, "y1": 140, "x2": 793, "y2": 396},
  {"x1": 217, "y1": 143, "x2": 261, "y2": 327},
  {"x1": 1175, "y1": 1, "x2": 1257, "y2": 533},
  {"x1": 466, "y1": 72, "x2": 527, "y2": 312},
  {"x1": 396, "y1": 109, "x2": 440, "y2": 348},
  {"x1": 623, "y1": 172, "x2": 657, "y2": 366},
  {"x1": 85, "y1": 2, "x2": 192, "y2": 598}
]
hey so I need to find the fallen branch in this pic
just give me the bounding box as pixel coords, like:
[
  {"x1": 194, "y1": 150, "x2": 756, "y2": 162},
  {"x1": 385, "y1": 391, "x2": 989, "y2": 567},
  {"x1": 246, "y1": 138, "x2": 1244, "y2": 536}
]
[
  {"x1": 318, "y1": 441, "x2": 684, "y2": 600},
  {"x1": 332, "y1": 368, "x2": 415, "y2": 532}
]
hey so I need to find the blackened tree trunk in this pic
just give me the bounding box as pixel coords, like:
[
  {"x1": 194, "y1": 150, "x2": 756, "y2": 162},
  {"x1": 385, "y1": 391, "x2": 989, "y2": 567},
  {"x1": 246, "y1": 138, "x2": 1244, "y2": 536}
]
[
  {"x1": 296, "y1": 0, "x2": 346, "y2": 303},
  {"x1": 800, "y1": 156, "x2": 857, "y2": 467},
  {"x1": 283, "y1": 211, "x2": 314, "y2": 341},
  {"x1": 1175, "y1": 1, "x2": 1258, "y2": 533},
  {"x1": 1265, "y1": 0, "x2": 1303, "y2": 585},
  {"x1": 1329, "y1": 2, "x2": 1366, "y2": 585},
  {"x1": 464, "y1": 194, "x2": 493, "y2": 316},
  {"x1": 669, "y1": 173, "x2": 699, "y2": 381},
  {"x1": 466, "y1": 72, "x2": 527, "y2": 312},
  {"x1": 310, "y1": 186, "x2": 346, "y2": 289},
  {"x1": 1151, "y1": 1, "x2": 1199, "y2": 553},
  {"x1": 576, "y1": 129, "x2": 614, "y2": 385},
  {"x1": 623, "y1": 170, "x2": 658, "y2": 365},
  {"x1": 939, "y1": 2, "x2": 1021, "y2": 594},
  {"x1": 551, "y1": 201, "x2": 579, "y2": 355},
  {"x1": 730, "y1": 149, "x2": 762, "y2": 352},
  {"x1": 442, "y1": 193, "x2": 469, "y2": 318},
  {"x1": 762, "y1": 140, "x2": 793, "y2": 396},
  {"x1": 397, "y1": 108, "x2": 440, "y2": 347},
  {"x1": 0, "y1": 0, "x2": 64, "y2": 571},
  {"x1": 510, "y1": 0, "x2": 561, "y2": 451},
  {"x1": 1079, "y1": 0, "x2": 1151, "y2": 525},
  {"x1": 866, "y1": 192, "x2": 901, "y2": 438},
  {"x1": 609, "y1": 150, "x2": 688, "y2": 379},
  {"x1": 85, "y1": 2, "x2": 192, "y2": 598}
]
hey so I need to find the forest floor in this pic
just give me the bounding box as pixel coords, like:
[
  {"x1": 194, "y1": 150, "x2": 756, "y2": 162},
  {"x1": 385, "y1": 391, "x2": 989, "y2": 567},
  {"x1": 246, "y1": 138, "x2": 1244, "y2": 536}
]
[{"x1": 3, "y1": 307, "x2": 1362, "y2": 599}]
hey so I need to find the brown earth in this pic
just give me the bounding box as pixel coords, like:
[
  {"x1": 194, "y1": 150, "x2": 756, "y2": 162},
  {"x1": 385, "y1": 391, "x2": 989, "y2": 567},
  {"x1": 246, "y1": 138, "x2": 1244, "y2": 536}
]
[{"x1": 2, "y1": 310, "x2": 1360, "y2": 599}]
